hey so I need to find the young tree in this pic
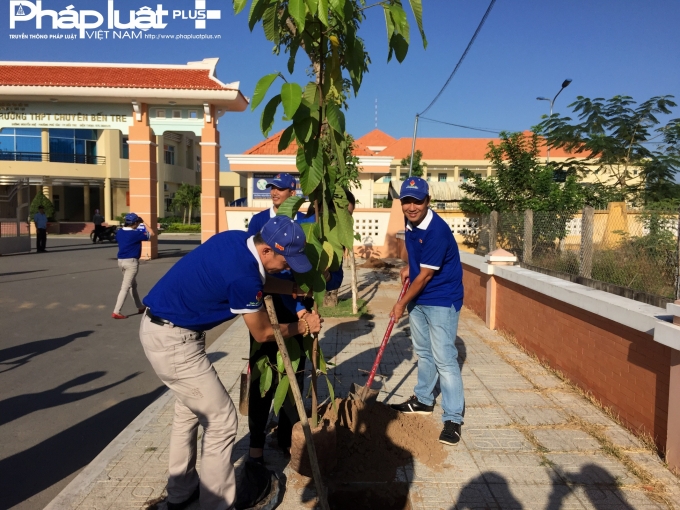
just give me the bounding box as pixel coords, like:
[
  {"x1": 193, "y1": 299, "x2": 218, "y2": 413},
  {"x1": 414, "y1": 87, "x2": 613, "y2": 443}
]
[
  {"x1": 460, "y1": 131, "x2": 582, "y2": 214},
  {"x1": 29, "y1": 191, "x2": 55, "y2": 220},
  {"x1": 186, "y1": 185, "x2": 202, "y2": 225},
  {"x1": 171, "y1": 183, "x2": 193, "y2": 223},
  {"x1": 400, "y1": 149, "x2": 426, "y2": 178},
  {"x1": 535, "y1": 95, "x2": 680, "y2": 203},
  {"x1": 235, "y1": 0, "x2": 426, "y2": 428}
]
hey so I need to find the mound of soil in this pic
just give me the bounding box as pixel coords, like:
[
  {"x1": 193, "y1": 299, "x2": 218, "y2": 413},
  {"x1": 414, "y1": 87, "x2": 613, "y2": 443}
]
[
  {"x1": 359, "y1": 258, "x2": 395, "y2": 269},
  {"x1": 327, "y1": 398, "x2": 445, "y2": 482}
]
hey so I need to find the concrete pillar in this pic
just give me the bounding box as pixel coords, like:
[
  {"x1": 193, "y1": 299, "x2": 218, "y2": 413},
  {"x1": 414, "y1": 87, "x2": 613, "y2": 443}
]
[
  {"x1": 41, "y1": 128, "x2": 49, "y2": 159},
  {"x1": 200, "y1": 104, "x2": 220, "y2": 243},
  {"x1": 484, "y1": 249, "x2": 518, "y2": 330},
  {"x1": 395, "y1": 164, "x2": 401, "y2": 181},
  {"x1": 454, "y1": 165, "x2": 460, "y2": 183},
  {"x1": 486, "y1": 166, "x2": 492, "y2": 178},
  {"x1": 128, "y1": 102, "x2": 158, "y2": 260},
  {"x1": 83, "y1": 184, "x2": 91, "y2": 221},
  {"x1": 156, "y1": 135, "x2": 165, "y2": 220},
  {"x1": 42, "y1": 178, "x2": 52, "y2": 200},
  {"x1": 104, "y1": 177, "x2": 112, "y2": 223},
  {"x1": 580, "y1": 206, "x2": 594, "y2": 279}
]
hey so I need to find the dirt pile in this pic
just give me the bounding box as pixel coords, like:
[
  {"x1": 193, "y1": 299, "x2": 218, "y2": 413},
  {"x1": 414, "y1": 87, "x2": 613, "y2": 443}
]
[
  {"x1": 326, "y1": 398, "x2": 446, "y2": 482},
  {"x1": 358, "y1": 258, "x2": 395, "y2": 269}
]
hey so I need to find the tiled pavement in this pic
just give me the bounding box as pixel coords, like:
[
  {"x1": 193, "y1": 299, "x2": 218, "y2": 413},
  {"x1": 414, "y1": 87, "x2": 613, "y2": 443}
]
[{"x1": 47, "y1": 267, "x2": 680, "y2": 510}]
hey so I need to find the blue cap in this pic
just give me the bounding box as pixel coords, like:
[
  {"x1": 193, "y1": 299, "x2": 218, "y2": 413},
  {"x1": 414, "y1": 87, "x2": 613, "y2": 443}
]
[
  {"x1": 266, "y1": 173, "x2": 297, "y2": 191},
  {"x1": 260, "y1": 217, "x2": 312, "y2": 273},
  {"x1": 124, "y1": 213, "x2": 140, "y2": 224},
  {"x1": 399, "y1": 177, "x2": 429, "y2": 201}
]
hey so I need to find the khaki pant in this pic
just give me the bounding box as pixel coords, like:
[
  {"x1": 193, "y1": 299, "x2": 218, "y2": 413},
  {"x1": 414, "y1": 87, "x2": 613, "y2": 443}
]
[
  {"x1": 139, "y1": 314, "x2": 237, "y2": 510},
  {"x1": 114, "y1": 258, "x2": 143, "y2": 314}
]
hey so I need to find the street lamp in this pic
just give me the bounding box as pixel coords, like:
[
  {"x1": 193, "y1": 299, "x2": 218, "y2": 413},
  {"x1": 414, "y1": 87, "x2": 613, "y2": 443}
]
[{"x1": 537, "y1": 78, "x2": 572, "y2": 163}]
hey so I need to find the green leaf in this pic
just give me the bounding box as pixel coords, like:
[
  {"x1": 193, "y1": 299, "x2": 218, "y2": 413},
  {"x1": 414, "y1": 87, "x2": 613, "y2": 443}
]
[
  {"x1": 278, "y1": 124, "x2": 296, "y2": 152},
  {"x1": 288, "y1": 38, "x2": 300, "y2": 74},
  {"x1": 293, "y1": 102, "x2": 314, "y2": 142},
  {"x1": 281, "y1": 83, "x2": 303, "y2": 119},
  {"x1": 300, "y1": 149, "x2": 323, "y2": 195},
  {"x1": 319, "y1": 240, "x2": 334, "y2": 272},
  {"x1": 383, "y1": 5, "x2": 395, "y2": 61},
  {"x1": 273, "y1": 374, "x2": 289, "y2": 415},
  {"x1": 252, "y1": 354, "x2": 269, "y2": 381},
  {"x1": 317, "y1": 0, "x2": 329, "y2": 26},
  {"x1": 326, "y1": 102, "x2": 345, "y2": 134},
  {"x1": 303, "y1": 336, "x2": 314, "y2": 361},
  {"x1": 325, "y1": 375, "x2": 337, "y2": 413},
  {"x1": 303, "y1": 82, "x2": 319, "y2": 106},
  {"x1": 288, "y1": 0, "x2": 306, "y2": 34},
  {"x1": 276, "y1": 196, "x2": 305, "y2": 218},
  {"x1": 318, "y1": 348, "x2": 327, "y2": 374},
  {"x1": 233, "y1": 0, "x2": 248, "y2": 15},
  {"x1": 390, "y1": 33, "x2": 409, "y2": 63},
  {"x1": 336, "y1": 207, "x2": 355, "y2": 250},
  {"x1": 389, "y1": 4, "x2": 409, "y2": 45},
  {"x1": 262, "y1": 3, "x2": 278, "y2": 43},
  {"x1": 329, "y1": 0, "x2": 345, "y2": 19},
  {"x1": 296, "y1": 145, "x2": 310, "y2": 176},
  {"x1": 248, "y1": 0, "x2": 268, "y2": 31},
  {"x1": 276, "y1": 351, "x2": 285, "y2": 374},
  {"x1": 305, "y1": 0, "x2": 319, "y2": 15},
  {"x1": 407, "y1": 0, "x2": 427, "y2": 48},
  {"x1": 260, "y1": 364, "x2": 273, "y2": 397},
  {"x1": 260, "y1": 94, "x2": 282, "y2": 138},
  {"x1": 285, "y1": 336, "x2": 301, "y2": 372},
  {"x1": 251, "y1": 73, "x2": 280, "y2": 111}
]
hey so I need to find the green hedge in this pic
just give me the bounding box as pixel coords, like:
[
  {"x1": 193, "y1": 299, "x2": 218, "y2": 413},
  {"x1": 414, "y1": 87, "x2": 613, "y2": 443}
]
[{"x1": 162, "y1": 223, "x2": 201, "y2": 233}]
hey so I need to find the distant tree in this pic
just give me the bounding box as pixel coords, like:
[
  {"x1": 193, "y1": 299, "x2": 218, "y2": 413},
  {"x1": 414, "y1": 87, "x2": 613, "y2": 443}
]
[
  {"x1": 186, "y1": 185, "x2": 201, "y2": 225},
  {"x1": 400, "y1": 149, "x2": 427, "y2": 179},
  {"x1": 171, "y1": 184, "x2": 201, "y2": 224},
  {"x1": 333, "y1": 134, "x2": 362, "y2": 191},
  {"x1": 460, "y1": 131, "x2": 582, "y2": 214},
  {"x1": 29, "y1": 191, "x2": 54, "y2": 220},
  {"x1": 535, "y1": 95, "x2": 680, "y2": 204}
]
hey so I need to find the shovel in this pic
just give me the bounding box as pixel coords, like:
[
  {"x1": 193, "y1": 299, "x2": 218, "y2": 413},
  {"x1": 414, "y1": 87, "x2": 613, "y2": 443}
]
[{"x1": 350, "y1": 278, "x2": 410, "y2": 404}]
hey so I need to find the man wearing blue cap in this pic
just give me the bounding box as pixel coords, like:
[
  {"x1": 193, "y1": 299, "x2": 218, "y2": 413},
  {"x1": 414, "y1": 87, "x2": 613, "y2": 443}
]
[
  {"x1": 247, "y1": 173, "x2": 305, "y2": 235},
  {"x1": 140, "y1": 217, "x2": 322, "y2": 510},
  {"x1": 389, "y1": 177, "x2": 465, "y2": 447},
  {"x1": 112, "y1": 213, "x2": 154, "y2": 319}
]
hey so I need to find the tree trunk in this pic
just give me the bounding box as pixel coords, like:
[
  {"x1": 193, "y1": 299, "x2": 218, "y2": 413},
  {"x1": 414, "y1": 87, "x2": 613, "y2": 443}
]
[{"x1": 188, "y1": 204, "x2": 192, "y2": 225}]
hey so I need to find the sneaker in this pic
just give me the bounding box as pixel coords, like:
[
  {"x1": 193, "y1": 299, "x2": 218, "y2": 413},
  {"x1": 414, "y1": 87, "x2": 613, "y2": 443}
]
[
  {"x1": 167, "y1": 485, "x2": 199, "y2": 510},
  {"x1": 439, "y1": 421, "x2": 462, "y2": 446},
  {"x1": 111, "y1": 313, "x2": 126, "y2": 319},
  {"x1": 390, "y1": 395, "x2": 434, "y2": 415}
]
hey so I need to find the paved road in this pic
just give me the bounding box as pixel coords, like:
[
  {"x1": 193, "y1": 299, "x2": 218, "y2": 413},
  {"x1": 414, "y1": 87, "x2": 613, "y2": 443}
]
[{"x1": 0, "y1": 235, "x2": 232, "y2": 510}]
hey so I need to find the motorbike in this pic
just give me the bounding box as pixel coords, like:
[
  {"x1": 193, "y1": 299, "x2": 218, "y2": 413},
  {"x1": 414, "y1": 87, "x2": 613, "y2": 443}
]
[{"x1": 91, "y1": 225, "x2": 118, "y2": 243}]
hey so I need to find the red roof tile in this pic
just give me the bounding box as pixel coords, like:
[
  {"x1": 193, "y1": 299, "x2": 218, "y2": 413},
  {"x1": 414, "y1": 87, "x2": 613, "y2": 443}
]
[
  {"x1": 380, "y1": 134, "x2": 572, "y2": 160},
  {"x1": 0, "y1": 65, "x2": 229, "y2": 90},
  {"x1": 356, "y1": 129, "x2": 397, "y2": 148},
  {"x1": 245, "y1": 130, "x2": 376, "y2": 157}
]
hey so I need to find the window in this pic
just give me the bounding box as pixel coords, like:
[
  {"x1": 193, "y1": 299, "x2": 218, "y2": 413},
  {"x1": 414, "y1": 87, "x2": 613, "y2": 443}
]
[
  {"x1": 172, "y1": 110, "x2": 182, "y2": 119},
  {"x1": 53, "y1": 194, "x2": 60, "y2": 212},
  {"x1": 156, "y1": 109, "x2": 166, "y2": 118},
  {"x1": 164, "y1": 144, "x2": 175, "y2": 165},
  {"x1": 438, "y1": 173, "x2": 447, "y2": 182},
  {"x1": 0, "y1": 128, "x2": 42, "y2": 160},
  {"x1": 382, "y1": 176, "x2": 391, "y2": 183},
  {"x1": 121, "y1": 136, "x2": 129, "y2": 159},
  {"x1": 49, "y1": 129, "x2": 97, "y2": 163},
  {"x1": 189, "y1": 110, "x2": 198, "y2": 119}
]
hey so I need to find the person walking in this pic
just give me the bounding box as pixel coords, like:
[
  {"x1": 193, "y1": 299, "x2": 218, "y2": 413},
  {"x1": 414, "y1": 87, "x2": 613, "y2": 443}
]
[
  {"x1": 112, "y1": 213, "x2": 152, "y2": 319},
  {"x1": 34, "y1": 205, "x2": 48, "y2": 252},
  {"x1": 92, "y1": 209, "x2": 105, "y2": 243},
  {"x1": 140, "y1": 217, "x2": 322, "y2": 510},
  {"x1": 389, "y1": 177, "x2": 466, "y2": 446}
]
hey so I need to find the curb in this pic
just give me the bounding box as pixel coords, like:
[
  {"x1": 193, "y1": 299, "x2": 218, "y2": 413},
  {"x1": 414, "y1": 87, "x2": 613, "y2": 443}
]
[{"x1": 44, "y1": 322, "x2": 237, "y2": 509}]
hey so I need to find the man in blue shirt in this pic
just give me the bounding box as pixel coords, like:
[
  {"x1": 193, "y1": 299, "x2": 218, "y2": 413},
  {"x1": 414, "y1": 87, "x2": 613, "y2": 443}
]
[
  {"x1": 247, "y1": 173, "x2": 305, "y2": 235},
  {"x1": 34, "y1": 205, "x2": 48, "y2": 252},
  {"x1": 389, "y1": 177, "x2": 465, "y2": 447},
  {"x1": 112, "y1": 213, "x2": 153, "y2": 319},
  {"x1": 140, "y1": 217, "x2": 322, "y2": 510}
]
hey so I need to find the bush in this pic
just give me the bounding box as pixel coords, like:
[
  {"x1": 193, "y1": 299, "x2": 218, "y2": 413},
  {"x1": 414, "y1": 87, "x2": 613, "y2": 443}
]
[
  {"x1": 162, "y1": 223, "x2": 201, "y2": 233},
  {"x1": 30, "y1": 191, "x2": 55, "y2": 220}
]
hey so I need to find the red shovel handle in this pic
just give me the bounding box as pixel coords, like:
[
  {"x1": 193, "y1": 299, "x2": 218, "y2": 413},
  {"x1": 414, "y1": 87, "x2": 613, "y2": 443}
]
[{"x1": 365, "y1": 278, "x2": 410, "y2": 390}]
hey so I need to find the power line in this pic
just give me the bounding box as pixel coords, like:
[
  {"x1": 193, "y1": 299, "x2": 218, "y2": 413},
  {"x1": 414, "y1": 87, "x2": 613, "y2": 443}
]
[
  {"x1": 419, "y1": 116, "x2": 505, "y2": 135},
  {"x1": 419, "y1": 0, "x2": 497, "y2": 116}
]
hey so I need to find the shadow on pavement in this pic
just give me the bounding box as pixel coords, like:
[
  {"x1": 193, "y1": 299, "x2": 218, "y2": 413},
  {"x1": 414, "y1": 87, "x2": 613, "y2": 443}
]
[
  {"x1": 0, "y1": 386, "x2": 166, "y2": 510},
  {"x1": 0, "y1": 270, "x2": 47, "y2": 277},
  {"x1": 0, "y1": 330, "x2": 94, "y2": 373},
  {"x1": 0, "y1": 371, "x2": 141, "y2": 426}
]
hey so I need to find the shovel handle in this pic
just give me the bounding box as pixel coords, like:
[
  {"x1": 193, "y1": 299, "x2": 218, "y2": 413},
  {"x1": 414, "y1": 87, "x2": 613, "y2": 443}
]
[{"x1": 365, "y1": 278, "x2": 410, "y2": 390}]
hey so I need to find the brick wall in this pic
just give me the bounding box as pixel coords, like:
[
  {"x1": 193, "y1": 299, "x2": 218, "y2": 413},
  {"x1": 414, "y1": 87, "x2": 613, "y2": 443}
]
[
  {"x1": 462, "y1": 263, "x2": 487, "y2": 320},
  {"x1": 58, "y1": 222, "x2": 95, "y2": 235},
  {"x1": 495, "y1": 278, "x2": 671, "y2": 450}
]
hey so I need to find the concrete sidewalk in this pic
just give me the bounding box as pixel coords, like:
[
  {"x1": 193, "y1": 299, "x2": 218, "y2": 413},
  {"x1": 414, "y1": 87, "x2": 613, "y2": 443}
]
[{"x1": 46, "y1": 267, "x2": 680, "y2": 509}]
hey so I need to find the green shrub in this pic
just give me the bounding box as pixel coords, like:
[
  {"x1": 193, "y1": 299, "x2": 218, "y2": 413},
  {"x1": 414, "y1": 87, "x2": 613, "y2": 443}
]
[{"x1": 162, "y1": 223, "x2": 201, "y2": 233}]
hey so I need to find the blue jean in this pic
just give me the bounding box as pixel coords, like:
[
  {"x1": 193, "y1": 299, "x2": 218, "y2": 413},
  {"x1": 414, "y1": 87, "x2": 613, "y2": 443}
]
[{"x1": 408, "y1": 303, "x2": 464, "y2": 424}]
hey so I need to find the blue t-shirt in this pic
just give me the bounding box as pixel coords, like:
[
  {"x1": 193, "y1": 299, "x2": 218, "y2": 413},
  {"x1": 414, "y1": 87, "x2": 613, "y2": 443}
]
[
  {"x1": 405, "y1": 209, "x2": 464, "y2": 310},
  {"x1": 247, "y1": 207, "x2": 306, "y2": 235},
  {"x1": 143, "y1": 231, "x2": 266, "y2": 331},
  {"x1": 117, "y1": 228, "x2": 149, "y2": 259}
]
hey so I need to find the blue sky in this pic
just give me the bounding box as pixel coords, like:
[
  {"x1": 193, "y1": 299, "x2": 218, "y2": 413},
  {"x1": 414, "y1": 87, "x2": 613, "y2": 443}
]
[{"x1": 2, "y1": 0, "x2": 679, "y2": 170}]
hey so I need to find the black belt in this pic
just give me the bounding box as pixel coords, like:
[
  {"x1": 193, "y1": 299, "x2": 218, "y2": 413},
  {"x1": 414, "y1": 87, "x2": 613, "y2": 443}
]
[{"x1": 146, "y1": 310, "x2": 175, "y2": 327}]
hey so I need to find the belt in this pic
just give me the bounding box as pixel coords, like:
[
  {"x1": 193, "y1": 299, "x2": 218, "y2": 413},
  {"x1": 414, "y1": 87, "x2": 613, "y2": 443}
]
[{"x1": 146, "y1": 310, "x2": 175, "y2": 328}]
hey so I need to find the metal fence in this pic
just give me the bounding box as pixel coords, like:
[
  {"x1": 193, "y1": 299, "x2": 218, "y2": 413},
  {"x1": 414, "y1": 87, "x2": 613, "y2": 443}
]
[
  {"x1": 0, "y1": 179, "x2": 31, "y2": 255},
  {"x1": 474, "y1": 206, "x2": 680, "y2": 305}
]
